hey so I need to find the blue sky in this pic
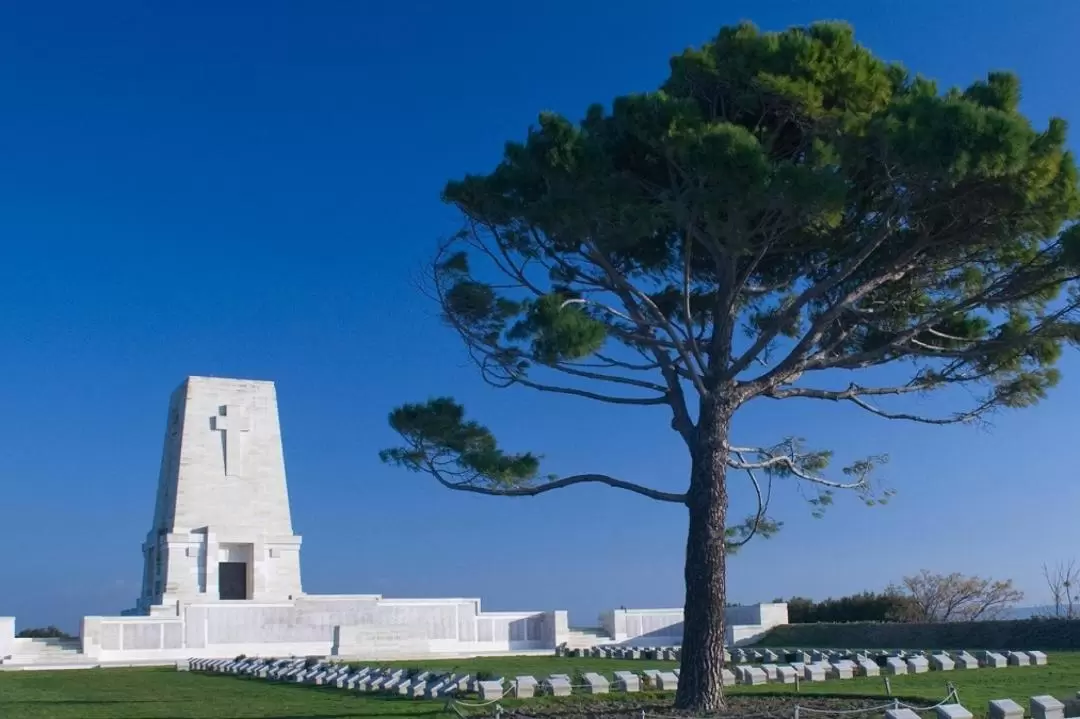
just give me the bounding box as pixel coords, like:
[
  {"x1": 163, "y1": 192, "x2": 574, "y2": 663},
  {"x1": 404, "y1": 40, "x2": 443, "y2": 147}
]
[{"x1": 1, "y1": 0, "x2": 1078, "y2": 632}]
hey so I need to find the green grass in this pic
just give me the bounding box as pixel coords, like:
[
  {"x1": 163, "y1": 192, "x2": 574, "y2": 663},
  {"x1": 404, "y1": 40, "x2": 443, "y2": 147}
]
[{"x1": 0, "y1": 654, "x2": 1076, "y2": 718}]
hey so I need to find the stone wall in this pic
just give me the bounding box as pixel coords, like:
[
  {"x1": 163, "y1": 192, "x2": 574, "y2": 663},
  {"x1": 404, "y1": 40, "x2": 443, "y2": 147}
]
[
  {"x1": 79, "y1": 595, "x2": 566, "y2": 662},
  {"x1": 0, "y1": 617, "x2": 14, "y2": 659},
  {"x1": 753, "y1": 618, "x2": 1080, "y2": 649}
]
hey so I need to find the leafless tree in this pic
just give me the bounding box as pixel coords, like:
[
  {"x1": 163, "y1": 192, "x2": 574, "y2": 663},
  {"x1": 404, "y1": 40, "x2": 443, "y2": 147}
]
[
  {"x1": 891, "y1": 570, "x2": 1024, "y2": 622},
  {"x1": 1042, "y1": 560, "x2": 1080, "y2": 618}
]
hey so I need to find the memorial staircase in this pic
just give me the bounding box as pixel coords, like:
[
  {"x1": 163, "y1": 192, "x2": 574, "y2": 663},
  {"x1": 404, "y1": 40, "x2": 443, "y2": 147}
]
[
  {"x1": 0, "y1": 638, "x2": 91, "y2": 669},
  {"x1": 563, "y1": 627, "x2": 615, "y2": 649}
]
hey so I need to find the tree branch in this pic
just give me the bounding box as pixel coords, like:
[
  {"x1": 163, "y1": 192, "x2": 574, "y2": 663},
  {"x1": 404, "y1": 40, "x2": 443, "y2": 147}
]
[{"x1": 430, "y1": 465, "x2": 688, "y2": 503}]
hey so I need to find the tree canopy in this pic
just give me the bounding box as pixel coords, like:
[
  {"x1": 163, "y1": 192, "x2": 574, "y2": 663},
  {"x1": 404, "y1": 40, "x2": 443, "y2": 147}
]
[{"x1": 383, "y1": 20, "x2": 1080, "y2": 541}]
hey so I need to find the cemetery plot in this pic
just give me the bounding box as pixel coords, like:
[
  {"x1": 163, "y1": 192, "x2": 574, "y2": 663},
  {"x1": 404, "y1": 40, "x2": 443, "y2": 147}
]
[{"x1": 0, "y1": 652, "x2": 1073, "y2": 719}]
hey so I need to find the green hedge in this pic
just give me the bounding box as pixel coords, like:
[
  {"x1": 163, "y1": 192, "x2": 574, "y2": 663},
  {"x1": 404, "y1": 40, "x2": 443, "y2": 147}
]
[{"x1": 752, "y1": 618, "x2": 1080, "y2": 650}]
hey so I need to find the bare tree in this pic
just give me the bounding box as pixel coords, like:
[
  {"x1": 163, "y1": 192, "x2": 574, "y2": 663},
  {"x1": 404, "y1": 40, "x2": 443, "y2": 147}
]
[
  {"x1": 891, "y1": 570, "x2": 1024, "y2": 622},
  {"x1": 1042, "y1": 560, "x2": 1080, "y2": 618}
]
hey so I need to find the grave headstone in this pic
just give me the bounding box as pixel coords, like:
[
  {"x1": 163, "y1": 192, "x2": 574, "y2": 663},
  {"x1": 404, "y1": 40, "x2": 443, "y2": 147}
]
[
  {"x1": 988, "y1": 699, "x2": 1024, "y2": 719},
  {"x1": 478, "y1": 680, "x2": 505, "y2": 700},
  {"x1": 742, "y1": 667, "x2": 767, "y2": 685},
  {"x1": 953, "y1": 652, "x2": 979, "y2": 669},
  {"x1": 583, "y1": 673, "x2": 610, "y2": 694},
  {"x1": 515, "y1": 676, "x2": 538, "y2": 698},
  {"x1": 886, "y1": 710, "x2": 922, "y2": 719},
  {"x1": 1007, "y1": 651, "x2": 1031, "y2": 667},
  {"x1": 1031, "y1": 696, "x2": 1065, "y2": 719},
  {"x1": 982, "y1": 652, "x2": 1008, "y2": 668},
  {"x1": 761, "y1": 663, "x2": 779, "y2": 680},
  {"x1": 1028, "y1": 651, "x2": 1048, "y2": 666},
  {"x1": 906, "y1": 656, "x2": 930, "y2": 674},
  {"x1": 804, "y1": 664, "x2": 826, "y2": 681},
  {"x1": 543, "y1": 676, "x2": 573, "y2": 697},
  {"x1": 776, "y1": 665, "x2": 797, "y2": 684},
  {"x1": 931, "y1": 654, "x2": 955, "y2": 671},
  {"x1": 656, "y1": 671, "x2": 679, "y2": 691},
  {"x1": 613, "y1": 671, "x2": 640, "y2": 693},
  {"x1": 829, "y1": 662, "x2": 854, "y2": 680},
  {"x1": 884, "y1": 657, "x2": 908, "y2": 675},
  {"x1": 935, "y1": 705, "x2": 974, "y2": 719}
]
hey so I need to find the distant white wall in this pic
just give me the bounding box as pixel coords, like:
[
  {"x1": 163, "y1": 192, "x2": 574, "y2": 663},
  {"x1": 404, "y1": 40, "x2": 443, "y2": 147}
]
[
  {"x1": 0, "y1": 617, "x2": 14, "y2": 659},
  {"x1": 599, "y1": 603, "x2": 788, "y2": 647}
]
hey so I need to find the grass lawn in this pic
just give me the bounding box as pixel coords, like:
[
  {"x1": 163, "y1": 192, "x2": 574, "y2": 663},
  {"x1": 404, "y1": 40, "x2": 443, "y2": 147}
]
[{"x1": 0, "y1": 654, "x2": 1076, "y2": 718}]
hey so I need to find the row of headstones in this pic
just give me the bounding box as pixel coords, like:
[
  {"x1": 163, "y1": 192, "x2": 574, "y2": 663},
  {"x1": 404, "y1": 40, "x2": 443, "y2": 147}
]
[
  {"x1": 184, "y1": 657, "x2": 471, "y2": 699},
  {"x1": 560, "y1": 645, "x2": 681, "y2": 660},
  {"x1": 887, "y1": 695, "x2": 1066, "y2": 719},
  {"x1": 569, "y1": 645, "x2": 1049, "y2": 670}
]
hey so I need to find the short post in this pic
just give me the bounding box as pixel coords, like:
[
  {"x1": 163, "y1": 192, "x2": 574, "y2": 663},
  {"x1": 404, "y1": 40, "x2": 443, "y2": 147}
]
[
  {"x1": 795, "y1": 673, "x2": 801, "y2": 694},
  {"x1": 795, "y1": 706, "x2": 801, "y2": 719},
  {"x1": 883, "y1": 675, "x2": 892, "y2": 697},
  {"x1": 894, "y1": 698, "x2": 901, "y2": 711}
]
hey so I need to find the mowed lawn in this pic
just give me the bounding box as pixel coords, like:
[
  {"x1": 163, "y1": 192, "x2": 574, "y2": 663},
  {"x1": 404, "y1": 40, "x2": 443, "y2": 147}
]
[{"x1": 2, "y1": 654, "x2": 1078, "y2": 718}]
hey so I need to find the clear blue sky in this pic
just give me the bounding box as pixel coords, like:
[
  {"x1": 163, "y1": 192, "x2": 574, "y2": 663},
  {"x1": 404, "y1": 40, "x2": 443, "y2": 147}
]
[{"x1": 1, "y1": 0, "x2": 1078, "y2": 632}]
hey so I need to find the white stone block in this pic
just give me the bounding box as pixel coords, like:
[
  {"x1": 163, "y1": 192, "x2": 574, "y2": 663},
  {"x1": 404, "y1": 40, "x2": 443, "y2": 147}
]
[
  {"x1": 175, "y1": 659, "x2": 190, "y2": 671},
  {"x1": 931, "y1": 654, "x2": 955, "y2": 671},
  {"x1": 1031, "y1": 695, "x2": 1065, "y2": 719},
  {"x1": 742, "y1": 667, "x2": 767, "y2": 685},
  {"x1": 829, "y1": 662, "x2": 853, "y2": 680},
  {"x1": 656, "y1": 671, "x2": 679, "y2": 691},
  {"x1": 583, "y1": 673, "x2": 609, "y2": 694},
  {"x1": 478, "y1": 680, "x2": 505, "y2": 700},
  {"x1": 935, "y1": 704, "x2": 974, "y2": 719},
  {"x1": 776, "y1": 666, "x2": 797, "y2": 684},
  {"x1": 613, "y1": 671, "x2": 640, "y2": 693},
  {"x1": 515, "y1": 676, "x2": 538, "y2": 698},
  {"x1": 542, "y1": 676, "x2": 572, "y2": 696},
  {"x1": 886, "y1": 709, "x2": 922, "y2": 719},
  {"x1": 884, "y1": 657, "x2": 908, "y2": 675},
  {"x1": 983, "y1": 652, "x2": 1008, "y2": 668},
  {"x1": 721, "y1": 668, "x2": 736, "y2": 686},
  {"x1": 954, "y1": 652, "x2": 979, "y2": 669},
  {"x1": 804, "y1": 664, "x2": 826, "y2": 681},
  {"x1": 989, "y1": 700, "x2": 1024, "y2": 719},
  {"x1": 907, "y1": 656, "x2": 930, "y2": 673},
  {"x1": 1028, "y1": 651, "x2": 1048, "y2": 666},
  {"x1": 1008, "y1": 651, "x2": 1031, "y2": 667},
  {"x1": 761, "y1": 663, "x2": 778, "y2": 680},
  {"x1": 858, "y1": 659, "x2": 880, "y2": 677}
]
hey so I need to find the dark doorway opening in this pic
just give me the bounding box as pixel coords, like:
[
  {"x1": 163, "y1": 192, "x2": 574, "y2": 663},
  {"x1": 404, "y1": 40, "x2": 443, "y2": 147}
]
[{"x1": 219, "y1": 561, "x2": 247, "y2": 600}]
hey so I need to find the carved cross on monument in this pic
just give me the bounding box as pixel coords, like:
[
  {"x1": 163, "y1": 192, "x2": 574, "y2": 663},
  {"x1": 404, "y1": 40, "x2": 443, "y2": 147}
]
[{"x1": 211, "y1": 405, "x2": 250, "y2": 477}]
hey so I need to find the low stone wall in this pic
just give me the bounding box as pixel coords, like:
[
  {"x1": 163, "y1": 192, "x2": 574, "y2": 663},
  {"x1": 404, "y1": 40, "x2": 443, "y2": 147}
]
[{"x1": 753, "y1": 618, "x2": 1080, "y2": 650}]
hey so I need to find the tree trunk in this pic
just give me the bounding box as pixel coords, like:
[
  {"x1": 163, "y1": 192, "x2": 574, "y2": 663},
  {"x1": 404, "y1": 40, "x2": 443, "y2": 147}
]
[{"x1": 674, "y1": 397, "x2": 732, "y2": 712}]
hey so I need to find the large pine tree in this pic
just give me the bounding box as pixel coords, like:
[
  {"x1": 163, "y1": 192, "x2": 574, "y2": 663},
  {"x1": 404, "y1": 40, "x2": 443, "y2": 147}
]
[{"x1": 382, "y1": 22, "x2": 1080, "y2": 710}]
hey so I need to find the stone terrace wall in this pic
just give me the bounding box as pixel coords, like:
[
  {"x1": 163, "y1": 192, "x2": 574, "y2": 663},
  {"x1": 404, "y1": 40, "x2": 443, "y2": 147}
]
[{"x1": 753, "y1": 618, "x2": 1080, "y2": 650}]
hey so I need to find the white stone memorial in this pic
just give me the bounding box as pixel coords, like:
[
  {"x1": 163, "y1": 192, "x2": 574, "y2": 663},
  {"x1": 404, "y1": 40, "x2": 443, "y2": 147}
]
[
  {"x1": 1028, "y1": 651, "x2": 1048, "y2": 665},
  {"x1": 776, "y1": 665, "x2": 797, "y2": 683},
  {"x1": 983, "y1": 652, "x2": 1008, "y2": 668}
]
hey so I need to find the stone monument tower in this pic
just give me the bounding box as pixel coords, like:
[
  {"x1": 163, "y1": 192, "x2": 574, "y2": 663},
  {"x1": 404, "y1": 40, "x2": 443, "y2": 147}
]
[{"x1": 132, "y1": 376, "x2": 303, "y2": 615}]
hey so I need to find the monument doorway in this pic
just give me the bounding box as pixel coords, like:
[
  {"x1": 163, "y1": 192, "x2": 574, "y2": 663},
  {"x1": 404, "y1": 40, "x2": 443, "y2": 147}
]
[
  {"x1": 217, "y1": 542, "x2": 254, "y2": 600},
  {"x1": 218, "y1": 562, "x2": 247, "y2": 600}
]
